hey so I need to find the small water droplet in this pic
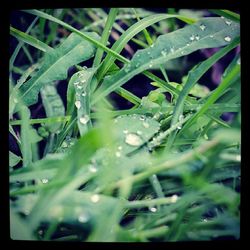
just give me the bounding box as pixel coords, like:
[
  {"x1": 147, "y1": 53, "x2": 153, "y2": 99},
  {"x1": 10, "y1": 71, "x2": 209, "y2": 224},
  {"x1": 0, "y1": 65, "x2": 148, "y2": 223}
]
[
  {"x1": 181, "y1": 51, "x2": 185, "y2": 55},
  {"x1": 41, "y1": 179, "x2": 48, "y2": 184},
  {"x1": 147, "y1": 51, "x2": 151, "y2": 55},
  {"x1": 89, "y1": 165, "x2": 97, "y2": 173},
  {"x1": 115, "y1": 151, "x2": 121, "y2": 157},
  {"x1": 62, "y1": 141, "x2": 68, "y2": 148},
  {"x1": 142, "y1": 121, "x2": 149, "y2": 128},
  {"x1": 203, "y1": 218, "x2": 208, "y2": 222},
  {"x1": 125, "y1": 133, "x2": 143, "y2": 146},
  {"x1": 77, "y1": 85, "x2": 83, "y2": 89},
  {"x1": 114, "y1": 119, "x2": 118, "y2": 123},
  {"x1": 170, "y1": 194, "x2": 178, "y2": 203},
  {"x1": 186, "y1": 43, "x2": 190, "y2": 46},
  {"x1": 149, "y1": 207, "x2": 157, "y2": 213},
  {"x1": 225, "y1": 20, "x2": 232, "y2": 25},
  {"x1": 75, "y1": 100, "x2": 81, "y2": 109},
  {"x1": 161, "y1": 50, "x2": 167, "y2": 56},
  {"x1": 74, "y1": 81, "x2": 80, "y2": 85},
  {"x1": 135, "y1": 63, "x2": 140, "y2": 68},
  {"x1": 210, "y1": 35, "x2": 214, "y2": 38},
  {"x1": 81, "y1": 79, "x2": 86, "y2": 84},
  {"x1": 190, "y1": 35, "x2": 195, "y2": 41},
  {"x1": 78, "y1": 213, "x2": 89, "y2": 223},
  {"x1": 170, "y1": 47, "x2": 174, "y2": 53},
  {"x1": 200, "y1": 24, "x2": 206, "y2": 31},
  {"x1": 137, "y1": 130, "x2": 142, "y2": 135},
  {"x1": 79, "y1": 115, "x2": 90, "y2": 125},
  {"x1": 13, "y1": 98, "x2": 18, "y2": 104},
  {"x1": 82, "y1": 91, "x2": 86, "y2": 96},
  {"x1": 118, "y1": 146, "x2": 122, "y2": 150},
  {"x1": 221, "y1": 16, "x2": 225, "y2": 19},
  {"x1": 195, "y1": 35, "x2": 200, "y2": 40},
  {"x1": 224, "y1": 36, "x2": 231, "y2": 42},
  {"x1": 91, "y1": 194, "x2": 100, "y2": 203},
  {"x1": 123, "y1": 129, "x2": 128, "y2": 134},
  {"x1": 150, "y1": 44, "x2": 155, "y2": 48}
]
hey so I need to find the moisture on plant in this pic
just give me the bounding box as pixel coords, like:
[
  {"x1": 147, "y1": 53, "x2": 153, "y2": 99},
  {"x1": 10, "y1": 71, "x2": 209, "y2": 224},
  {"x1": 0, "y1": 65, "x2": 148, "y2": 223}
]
[{"x1": 9, "y1": 8, "x2": 241, "y2": 242}]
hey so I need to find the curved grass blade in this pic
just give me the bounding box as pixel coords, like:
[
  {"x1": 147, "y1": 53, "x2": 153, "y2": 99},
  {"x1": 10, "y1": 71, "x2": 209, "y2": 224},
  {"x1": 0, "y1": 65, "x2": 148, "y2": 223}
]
[
  {"x1": 10, "y1": 26, "x2": 53, "y2": 53},
  {"x1": 165, "y1": 37, "x2": 240, "y2": 150},
  {"x1": 180, "y1": 63, "x2": 240, "y2": 133},
  {"x1": 97, "y1": 13, "x2": 197, "y2": 81},
  {"x1": 93, "y1": 17, "x2": 240, "y2": 104},
  {"x1": 210, "y1": 9, "x2": 240, "y2": 23},
  {"x1": 17, "y1": 31, "x2": 100, "y2": 109},
  {"x1": 9, "y1": 151, "x2": 22, "y2": 168}
]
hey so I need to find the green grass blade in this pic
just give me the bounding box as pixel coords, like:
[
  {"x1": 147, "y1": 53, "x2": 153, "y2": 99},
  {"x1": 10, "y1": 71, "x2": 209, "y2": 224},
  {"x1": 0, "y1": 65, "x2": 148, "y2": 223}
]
[
  {"x1": 181, "y1": 63, "x2": 240, "y2": 133},
  {"x1": 97, "y1": 13, "x2": 197, "y2": 81},
  {"x1": 210, "y1": 9, "x2": 240, "y2": 22},
  {"x1": 17, "y1": 31, "x2": 100, "y2": 109},
  {"x1": 93, "y1": 17, "x2": 240, "y2": 104},
  {"x1": 10, "y1": 26, "x2": 53, "y2": 53},
  {"x1": 165, "y1": 37, "x2": 240, "y2": 150},
  {"x1": 93, "y1": 8, "x2": 119, "y2": 67}
]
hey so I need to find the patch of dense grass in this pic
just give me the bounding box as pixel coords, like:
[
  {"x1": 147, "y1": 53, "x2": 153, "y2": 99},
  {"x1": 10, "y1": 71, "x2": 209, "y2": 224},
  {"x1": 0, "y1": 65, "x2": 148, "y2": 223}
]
[{"x1": 9, "y1": 8, "x2": 240, "y2": 242}]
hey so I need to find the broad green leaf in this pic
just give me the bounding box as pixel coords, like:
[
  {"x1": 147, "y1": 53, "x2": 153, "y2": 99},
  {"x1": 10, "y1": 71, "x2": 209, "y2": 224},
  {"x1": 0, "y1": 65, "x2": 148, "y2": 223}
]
[
  {"x1": 93, "y1": 17, "x2": 240, "y2": 104},
  {"x1": 112, "y1": 114, "x2": 160, "y2": 155},
  {"x1": 9, "y1": 151, "x2": 22, "y2": 167},
  {"x1": 40, "y1": 84, "x2": 65, "y2": 133},
  {"x1": 17, "y1": 31, "x2": 100, "y2": 109}
]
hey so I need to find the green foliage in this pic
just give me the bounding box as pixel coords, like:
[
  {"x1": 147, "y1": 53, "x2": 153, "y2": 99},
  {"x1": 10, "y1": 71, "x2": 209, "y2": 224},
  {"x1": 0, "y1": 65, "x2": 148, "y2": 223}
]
[{"x1": 9, "y1": 8, "x2": 240, "y2": 242}]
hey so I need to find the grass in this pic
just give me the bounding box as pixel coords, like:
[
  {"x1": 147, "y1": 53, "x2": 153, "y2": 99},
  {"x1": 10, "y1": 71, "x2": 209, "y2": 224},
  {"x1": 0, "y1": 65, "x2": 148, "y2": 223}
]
[{"x1": 9, "y1": 8, "x2": 240, "y2": 242}]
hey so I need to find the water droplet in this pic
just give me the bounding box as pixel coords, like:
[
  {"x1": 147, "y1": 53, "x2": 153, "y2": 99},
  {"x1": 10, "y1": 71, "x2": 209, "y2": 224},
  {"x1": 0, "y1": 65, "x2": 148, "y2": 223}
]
[
  {"x1": 74, "y1": 81, "x2": 80, "y2": 85},
  {"x1": 41, "y1": 179, "x2": 48, "y2": 184},
  {"x1": 147, "y1": 51, "x2": 151, "y2": 55},
  {"x1": 13, "y1": 98, "x2": 18, "y2": 104},
  {"x1": 170, "y1": 47, "x2": 174, "y2": 53},
  {"x1": 225, "y1": 20, "x2": 232, "y2": 26},
  {"x1": 139, "y1": 115, "x2": 146, "y2": 121},
  {"x1": 89, "y1": 165, "x2": 97, "y2": 173},
  {"x1": 114, "y1": 119, "x2": 118, "y2": 123},
  {"x1": 115, "y1": 151, "x2": 121, "y2": 157},
  {"x1": 195, "y1": 35, "x2": 200, "y2": 40},
  {"x1": 123, "y1": 129, "x2": 128, "y2": 134},
  {"x1": 186, "y1": 43, "x2": 190, "y2": 46},
  {"x1": 77, "y1": 85, "x2": 83, "y2": 89},
  {"x1": 82, "y1": 91, "x2": 86, "y2": 97},
  {"x1": 149, "y1": 207, "x2": 157, "y2": 213},
  {"x1": 142, "y1": 121, "x2": 149, "y2": 128},
  {"x1": 210, "y1": 35, "x2": 214, "y2": 38},
  {"x1": 203, "y1": 218, "x2": 208, "y2": 222},
  {"x1": 150, "y1": 44, "x2": 155, "y2": 48},
  {"x1": 181, "y1": 51, "x2": 185, "y2": 55},
  {"x1": 62, "y1": 141, "x2": 68, "y2": 148},
  {"x1": 170, "y1": 194, "x2": 178, "y2": 203},
  {"x1": 81, "y1": 79, "x2": 86, "y2": 84},
  {"x1": 190, "y1": 35, "x2": 195, "y2": 41},
  {"x1": 224, "y1": 36, "x2": 231, "y2": 42},
  {"x1": 236, "y1": 155, "x2": 241, "y2": 161},
  {"x1": 221, "y1": 16, "x2": 225, "y2": 19},
  {"x1": 75, "y1": 100, "x2": 81, "y2": 109},
  {"x1": 237, "y1": 58, "x2": 241, "y2": 65},
  {"x1": 79, "y1": 115, "x2": 90, "y2": 125},
  {"x1": 149, "y1": 61, "x2": 153, "y2": 68},
  {"x1": 137, "y1": 130, "x2": 142, "y2": 135},
  {"x1": 135, "y1": 63, "x2": 140, "y2": 68},
  {"x1": 91, "y1": 194, "x2": 100, "y2": 203},
  {"x1": 78, "y1": 213, "x2": 89, "y2": 223},
  {"x1": 161, "y1": 50, "x2": 167, "y2": 56},
  {"x1": 200, "y1": 24, "x2": 206, "y2": 31},
  {"x1": 118, "y1": 146, "x2": 122, "y2": 150},
  {"x1": 125, "y1": 133, "x2": 143, "y2": 146}
]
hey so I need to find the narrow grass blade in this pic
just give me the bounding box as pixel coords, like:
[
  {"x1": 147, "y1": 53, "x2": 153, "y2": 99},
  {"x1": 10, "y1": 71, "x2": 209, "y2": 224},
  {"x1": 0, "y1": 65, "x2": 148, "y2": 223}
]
[{"x1": 93, "y1": 18, "x2": 240, "y2": 104}]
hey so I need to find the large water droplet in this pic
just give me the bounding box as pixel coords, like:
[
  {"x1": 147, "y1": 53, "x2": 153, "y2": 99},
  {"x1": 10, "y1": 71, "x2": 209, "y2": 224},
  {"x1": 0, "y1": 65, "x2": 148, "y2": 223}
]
[
  {"x1": 149, "y1": 207, "x2": 157, "y2": 213},
  {"x1": 200, "y1": 24, "x2": 206, "y2": 31},
  {"x1": 224, "y1": 36, "x2": 231, "y2": 42},
  {"x1": 190, "y1": 35, "x2": 195, "y2": 41},
  {"x1": 91, "y1": 194, "x2": 100, "y2": 203},
  {"x1": 75, "y1": 100, "x2": 81, "y2": 109},
  {"x1": 79, "y1": 115, "x2": 90, "y2": 125},
  {"x1": 125, "y1": 133, "x2": 143, "y2": 146}
]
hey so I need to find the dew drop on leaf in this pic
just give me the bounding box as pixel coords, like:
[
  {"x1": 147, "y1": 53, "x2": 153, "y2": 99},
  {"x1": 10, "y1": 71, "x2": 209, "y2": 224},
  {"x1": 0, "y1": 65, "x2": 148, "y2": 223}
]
[
  {"x1": 75, "y1": 100, "x2": 81, "y2": 109},
  {"x1": 115, "y1": 151, "x2": 121, "y2": 157},
  {"x1": 149, "y1": 207, "x2": 157, "y2": 212},
  {"x1": 82, "y1": 91, "x2": 86, "y2": 97},
  {"x1": 79, "y1": 115, "x2": 90, "y2": 125},
  {"x1": 125, "y1": 133, "x2": 143, "y2": 146},
  {"x1": 225, "y1": 20, "x2": 232, "y2": 26},
  {"x1": 143, "y1": 121, "x2": 150, "y2": 128},
  {"x1": 41, "y1": 178, "x2": 49, "y2": 184},
  {"x1": 224, "y1": 36, "x2": 231, "y2": 42},
  {"x1": 190, "y1": 35, "x2": 195, "y2": 41},
  {"x1": 91, "y1": 194, "x2": 100, "y2": 203},
  {"x1": 78, "y1": 213, "x2": 89, "y2": 223},
  {"x1": 123, "y1": 129, "x2": 129, "y2": 134},
  {"x1": 199, "y1": 24, "x2": 206, "y2": 31},
  {"x1": 89, "y1": 164, "x2": 98, "y2": 173},
  {"x1": 170, "y1": 194, "x2": 178, "y2": 203},
  {"x1": 137, "y1": 130, "x2": 142, "y2": 135},
  {"x1": 195, "y1": 35, "x2": 200, "y2": 40}
]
